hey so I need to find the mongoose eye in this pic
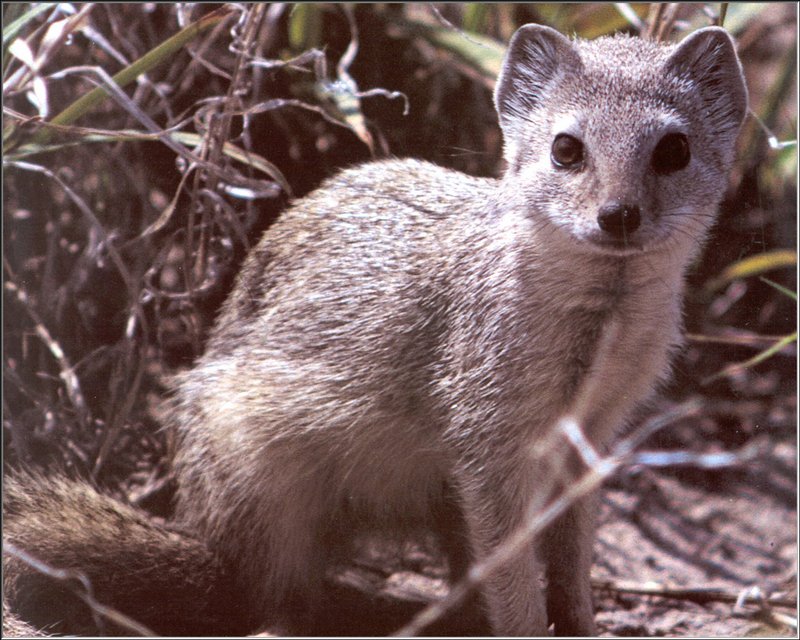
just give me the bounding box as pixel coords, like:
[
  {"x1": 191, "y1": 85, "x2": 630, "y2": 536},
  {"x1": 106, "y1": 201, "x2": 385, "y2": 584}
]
[
  {"x1": 551, "y1": 134, "x2": 584, "y2": 169},
  {"x1": 651, "y1": 133, "x2": 690, "y2": 175}
]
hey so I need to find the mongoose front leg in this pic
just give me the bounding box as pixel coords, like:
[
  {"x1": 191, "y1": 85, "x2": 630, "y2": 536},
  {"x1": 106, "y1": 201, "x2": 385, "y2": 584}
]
[
  {"x1": 451, "y1": 459, "x2": 551, "y2": 636},
  {"x1": 543, "y1": 493, "x2": 599, "y2": 636}
]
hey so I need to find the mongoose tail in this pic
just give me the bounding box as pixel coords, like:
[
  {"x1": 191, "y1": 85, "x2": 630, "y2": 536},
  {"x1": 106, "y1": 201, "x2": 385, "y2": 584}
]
[{"x1": 3, "y1": 473, "x2": 250, "y2": 636}]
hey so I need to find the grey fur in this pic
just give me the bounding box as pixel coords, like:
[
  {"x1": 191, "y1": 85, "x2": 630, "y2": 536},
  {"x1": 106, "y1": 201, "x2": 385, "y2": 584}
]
[{"x1": 5, "y1": 25, "x2": 747, "y2": 637}]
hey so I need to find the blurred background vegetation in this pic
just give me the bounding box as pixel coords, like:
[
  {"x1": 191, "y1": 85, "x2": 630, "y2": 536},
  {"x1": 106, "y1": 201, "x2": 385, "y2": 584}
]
[{"x1": 2, "y1": 3, "x2": 796, "y2": 507}]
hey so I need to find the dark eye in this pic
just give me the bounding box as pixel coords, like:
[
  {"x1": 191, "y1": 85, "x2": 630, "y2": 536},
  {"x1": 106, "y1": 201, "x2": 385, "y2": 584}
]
[
  {"x1": 651, "y1": 133, "x2": 690, "y2": 175},
  {"x1": 551, "y1": 134, "x2": 584, "y2": 169}
]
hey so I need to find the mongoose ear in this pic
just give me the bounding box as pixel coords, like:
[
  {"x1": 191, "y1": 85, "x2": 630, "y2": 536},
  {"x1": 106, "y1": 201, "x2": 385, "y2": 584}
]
[
  {"x1": 665, "y1": 27, "x2": 749, "y2": 136},
  {"x1": 494, "y1": 25, "x2": 582, "y2": 135}
]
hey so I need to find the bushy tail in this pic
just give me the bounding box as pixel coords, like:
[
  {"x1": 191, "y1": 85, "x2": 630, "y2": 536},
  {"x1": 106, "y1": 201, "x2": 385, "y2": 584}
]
[{"x1": 3, "y1": 473, "x2": 249, "y2": 637}]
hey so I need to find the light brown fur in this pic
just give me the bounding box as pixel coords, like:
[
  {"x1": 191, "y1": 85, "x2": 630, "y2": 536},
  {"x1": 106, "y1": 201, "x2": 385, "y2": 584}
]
[{"x1": 4, "y1": 25, "x2": 747, "y2": 636}]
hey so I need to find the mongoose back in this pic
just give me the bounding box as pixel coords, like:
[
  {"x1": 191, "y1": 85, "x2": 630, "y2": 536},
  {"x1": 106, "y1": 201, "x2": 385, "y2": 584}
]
[{"x1": 4, "y1": 24, "x2": 747, "y2": 637}]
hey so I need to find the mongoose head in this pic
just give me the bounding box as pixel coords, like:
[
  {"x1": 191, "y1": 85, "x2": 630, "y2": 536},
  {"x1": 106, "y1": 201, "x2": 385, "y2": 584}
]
[{"x1": 494, "y1": 25, "x2": 748, "y2": 256}]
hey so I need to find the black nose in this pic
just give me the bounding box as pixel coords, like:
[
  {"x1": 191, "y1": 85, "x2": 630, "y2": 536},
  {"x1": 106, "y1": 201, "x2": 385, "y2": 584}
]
[{"x1": 597, "y1": 202, "x2": 641, "y2": 237}]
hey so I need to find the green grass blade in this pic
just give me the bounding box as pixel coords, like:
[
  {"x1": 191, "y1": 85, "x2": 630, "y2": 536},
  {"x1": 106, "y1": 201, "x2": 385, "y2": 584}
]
[
  {"x1": 704, "y1": 331, "x2": 797, "y2": 384},
  {"x1": 705, "y1": 249, "x2": 797, "y2": 292},
  {"x1": 30, "y1": 6, "x2": 234, "y2": 145},
  {"x1": 2, "y1": 2, "x2": 56, "y2": 75},
  {"x1": 6, "y1": 126, "x2": 290, "y2": 196},
  {"x1": 2, "y1": 3, "x2": 55, "y2": 48},
  {"x1": 759, "y1": 277, "x2": 797, "y2": 301}
]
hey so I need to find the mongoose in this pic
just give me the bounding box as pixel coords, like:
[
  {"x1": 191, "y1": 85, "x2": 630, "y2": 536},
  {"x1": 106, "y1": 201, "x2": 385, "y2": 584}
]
[{"x1": 4, "y1": 23, "x2": 747, "y2": 637}]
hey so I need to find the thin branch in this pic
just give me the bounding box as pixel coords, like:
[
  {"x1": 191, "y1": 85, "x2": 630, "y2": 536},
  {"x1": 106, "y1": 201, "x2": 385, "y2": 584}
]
[
  {"x1": 593, "y1": 577, "x2": 796, "y2": 608},
  {"x1": 4, "y1": 542, "x2": 157, "y2": 637}
]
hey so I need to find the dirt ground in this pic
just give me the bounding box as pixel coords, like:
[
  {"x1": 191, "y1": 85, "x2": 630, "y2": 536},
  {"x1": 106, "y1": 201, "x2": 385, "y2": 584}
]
[{"x1": 593, "y1": 446, "x2": 796, "y2": 637}]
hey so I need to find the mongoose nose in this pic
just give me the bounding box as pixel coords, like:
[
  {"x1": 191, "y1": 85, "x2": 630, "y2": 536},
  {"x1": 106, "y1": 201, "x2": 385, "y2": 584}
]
[{"x1": 597, "y1": 202, "x2": 641, "y2": 237}]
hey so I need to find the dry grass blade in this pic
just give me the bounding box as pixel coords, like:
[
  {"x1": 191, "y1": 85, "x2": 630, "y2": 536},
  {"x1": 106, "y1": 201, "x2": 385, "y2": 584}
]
[
  {"x1": 4, "y1": 269, "x2": 88, "y2": 427},
  {"x1": 395, "y1": 15, "x2": 505, "y2": 83},
  {"x1": 702, "y1": 332, "x2": 798, "y2": 385},
  {"x1": 92, "y1": 355, "x2": 144, "y2": 478},
  {"x1": 194, "y1": 3, "x2": 265, "y2": 187},
  {"x1": 4, "y1": 158, "x2": 148, "y2": 340},
  {"x1": 644, "y1": 2, "x2": 681, "y2": 41},
  {"x1": 27, "y1": 5, "x2": 234, "y2": 146},
  {"x1": 687, "y1": 329, "x2": 797, "y2": 350},
  {"x1": 592, "y1": 578, "x2": 797, "y2": 608},
  {"x1": 614, "y1": 3, "x2": 645, "y2": 31}
]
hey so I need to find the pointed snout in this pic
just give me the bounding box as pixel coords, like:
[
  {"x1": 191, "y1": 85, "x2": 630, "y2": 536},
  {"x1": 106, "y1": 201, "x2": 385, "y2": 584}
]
[{"x1": 597, "y1": 201, "x2": 641, "y2": 238}]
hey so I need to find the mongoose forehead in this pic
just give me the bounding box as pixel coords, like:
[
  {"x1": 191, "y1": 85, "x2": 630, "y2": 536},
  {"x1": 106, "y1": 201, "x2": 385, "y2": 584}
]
[
  {"x1": 572, "y1": 36, "x2": 676, "y2": 110},
  {"x1": 575, "y1": 32, "x2": 673, "y2": 71}
]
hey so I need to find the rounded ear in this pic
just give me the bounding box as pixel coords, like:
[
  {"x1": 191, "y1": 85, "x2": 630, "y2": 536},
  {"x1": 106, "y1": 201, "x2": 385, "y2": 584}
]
[
  {"x1": 665, "y1": 27, "x2": 749, "y2": 137},
  {"x1": 494, "y1": 24, "x2": 582, "y2": 136}
]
